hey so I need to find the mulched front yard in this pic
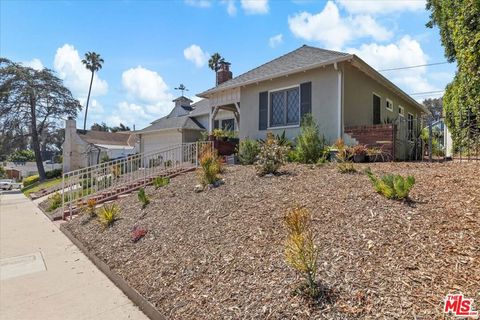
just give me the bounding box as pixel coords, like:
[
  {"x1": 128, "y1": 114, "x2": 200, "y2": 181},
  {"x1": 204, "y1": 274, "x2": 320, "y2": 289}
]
[{"x1": 64, "y1": 162, "x2": 480, "y2": 319}]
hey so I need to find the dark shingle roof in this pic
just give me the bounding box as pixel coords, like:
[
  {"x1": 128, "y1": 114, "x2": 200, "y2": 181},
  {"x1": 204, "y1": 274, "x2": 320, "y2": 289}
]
[
  {"x1": 189, "y1": 99, "x2": 210, "y2": 116},
  {"x1": 77, "y1": 130, "x2": 132, "y2": 146},
  {"x1": 199, "y1": 45, "x2": 350, "y2": 96},
  {"x1": 139, "y1": 115, "x2": 205, "y2": 133}
]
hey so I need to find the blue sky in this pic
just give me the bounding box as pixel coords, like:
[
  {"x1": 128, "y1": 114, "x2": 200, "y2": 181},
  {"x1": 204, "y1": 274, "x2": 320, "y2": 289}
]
[{"x1": 1, "y1": 0, "x2": 455, "y2": 129}]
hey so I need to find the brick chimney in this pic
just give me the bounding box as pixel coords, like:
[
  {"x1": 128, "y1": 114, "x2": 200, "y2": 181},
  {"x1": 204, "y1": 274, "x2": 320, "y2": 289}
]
[{"x1": 217, "y1": 61, "x2": 232, "y2": 85}]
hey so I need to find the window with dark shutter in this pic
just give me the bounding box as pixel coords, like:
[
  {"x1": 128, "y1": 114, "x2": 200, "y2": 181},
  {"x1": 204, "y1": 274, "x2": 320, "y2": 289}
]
[
  {"x1": 213, "y1": 120, "x2": 219, "y2": 129},
  {"x1": 269, "y1": 87, "x2": 300, "y2": 127},
  {"x1": 259, "y1": 91, "x2": 268, "y2": 130}
]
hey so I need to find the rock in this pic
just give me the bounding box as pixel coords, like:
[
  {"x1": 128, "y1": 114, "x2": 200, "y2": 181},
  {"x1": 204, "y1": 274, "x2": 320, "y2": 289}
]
[{"x1": 194, "y1": 184, "x2": 204, "y2": 193}]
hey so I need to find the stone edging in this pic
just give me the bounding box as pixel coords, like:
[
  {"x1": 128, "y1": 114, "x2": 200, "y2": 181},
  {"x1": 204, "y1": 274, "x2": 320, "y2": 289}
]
[{"x1": 60, "y1": 224, "x2": 166, "y2": 320}]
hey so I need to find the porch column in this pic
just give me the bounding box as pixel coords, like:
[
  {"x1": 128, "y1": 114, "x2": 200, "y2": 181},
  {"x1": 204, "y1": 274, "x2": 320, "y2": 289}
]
[
  {"x1": 234, "y1": 102, "x2": 240, "y2": 129},
  {"x1": 209, "y1": 105, "x2": 220, "y2": 133}
]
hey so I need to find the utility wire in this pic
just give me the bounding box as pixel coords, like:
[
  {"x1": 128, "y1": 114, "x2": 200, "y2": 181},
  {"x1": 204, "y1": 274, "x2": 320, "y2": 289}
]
[
  {"x1": 378, "y1": 62, "x2": 449, "y2": 71},
  {"x1": 408, "y1": 90, "x2": 445, "y2": 96}
]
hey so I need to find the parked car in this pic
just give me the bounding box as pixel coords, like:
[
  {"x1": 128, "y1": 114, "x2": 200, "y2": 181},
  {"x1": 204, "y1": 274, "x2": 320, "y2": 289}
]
[{"x1": 0, "y1": 179, "x2": 22, "y2": 190}]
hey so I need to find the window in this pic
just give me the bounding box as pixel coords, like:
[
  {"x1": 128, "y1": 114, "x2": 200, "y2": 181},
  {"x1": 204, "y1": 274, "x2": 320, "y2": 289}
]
[
  {"x1": 398, "y1": 105, "x2": 405, "y2": 117},
  {"x1": 269, "y1": 87, "x2": 300, "y2": 127},
  {"x1": 214, "y1": 119, "x2": 235, "y2": 131},
  {"x1": 386, "y1": 99, "x2": 393, "y2": 111},
  {"x1": 407, "y1": 113, "x2": 414, "y2": 141}
]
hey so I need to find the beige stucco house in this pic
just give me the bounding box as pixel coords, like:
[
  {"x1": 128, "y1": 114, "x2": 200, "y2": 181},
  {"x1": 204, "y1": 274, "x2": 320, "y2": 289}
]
[
  {"x1": 199, "y1": 45, "x2": 429, "y2": 160},
  {"x1": 63, "y1": 119, "x2": 139, "y2": 172}
]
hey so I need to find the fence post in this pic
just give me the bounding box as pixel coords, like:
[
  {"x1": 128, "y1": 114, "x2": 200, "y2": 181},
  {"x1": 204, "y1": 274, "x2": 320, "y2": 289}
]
[
  {"x1": 61, "y1": 173, "x2": 65, "y2": 220},
  {"x1": 195, "y1": 142, "x2": 199, "y2": 167},
  {"x1": 428, "y1": 122, "x2": 433, "y2": 162}
]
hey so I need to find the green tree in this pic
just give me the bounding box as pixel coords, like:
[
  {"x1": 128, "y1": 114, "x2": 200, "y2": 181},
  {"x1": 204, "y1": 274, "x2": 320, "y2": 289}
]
[
  {"x1": 426, "y1": 0, "x2": 480, "y2": 148},
  {"x1": 8, "y1": 150, "x2": 35, "y2": 162},
  {"x1": 0, "y1": 58, "x2": 81, "y2": 180},
  {"x1": 90, "y1": 122, "x2": 110, "y2": 132},
  {"x1": 208, "y1": 52, "x2": 224, "y2": 85},
  {"x1": 110, "y1": 123, "x2": 131, "y2": 132},
  {"x1": 81, "y1": 52, "x2": 104, "y2": 131},
  {"x1": 422, "y1": 97, "x2": 443, "y2": 124}
]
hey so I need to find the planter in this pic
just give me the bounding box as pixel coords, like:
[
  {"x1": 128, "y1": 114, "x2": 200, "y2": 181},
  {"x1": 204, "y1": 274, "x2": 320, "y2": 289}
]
[{"x1": 353, "y1": 154, "x2": 366, "y2": 163}]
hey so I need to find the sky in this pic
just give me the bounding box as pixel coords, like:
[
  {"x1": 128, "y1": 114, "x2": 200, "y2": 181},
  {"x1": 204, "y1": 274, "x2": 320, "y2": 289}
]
[{"x1": 0, "y1": 0, "x2": 455, "y2": 129}]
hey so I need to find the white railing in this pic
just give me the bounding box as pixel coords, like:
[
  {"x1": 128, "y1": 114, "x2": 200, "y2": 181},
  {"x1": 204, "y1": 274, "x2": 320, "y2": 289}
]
[{"x1": 61, "y1": 141, "x2": 212, "y2": 219}]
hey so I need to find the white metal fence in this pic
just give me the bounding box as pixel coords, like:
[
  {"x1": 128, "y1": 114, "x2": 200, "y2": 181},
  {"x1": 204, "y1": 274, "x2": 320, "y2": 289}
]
[{"x1": 61, "y1": 141, "x2": 212, "y2": 219}]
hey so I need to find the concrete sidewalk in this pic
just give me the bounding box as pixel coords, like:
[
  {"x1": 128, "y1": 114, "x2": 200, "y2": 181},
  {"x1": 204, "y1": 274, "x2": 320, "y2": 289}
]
[{"x1": 0, "y1": 191, "x2": 149, "y2": 320}]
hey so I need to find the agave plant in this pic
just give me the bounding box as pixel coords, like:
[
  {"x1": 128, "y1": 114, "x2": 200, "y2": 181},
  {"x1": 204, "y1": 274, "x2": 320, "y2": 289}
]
[{"x1": 365, "y1": 168, "x2": 415, "y2": 200}]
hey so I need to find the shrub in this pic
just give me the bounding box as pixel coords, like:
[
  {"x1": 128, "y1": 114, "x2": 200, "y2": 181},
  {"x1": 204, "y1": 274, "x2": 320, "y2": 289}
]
[
  {"x1": 23, "y1": 175, "x2": 39, "y2": 187},
  {"x1": 237, "y1": 139, "x2": 260, "y2": 165},
  {"x1": 84, "y1": 198, "x2": 97, "y2": 217},
  {"x1": 198, "y1": 144, "x2": 222, "y2": 186},
  {"x1": 255, "y1": 132, "x2": 289, "y2": 176},
  {"x1": 295, "y1": 114, "x2": 326, "y2": 164},
  {"x1": 98, "y1": 203, "x2": 120, "y2": 227},
  {"x1": 131, "y1": 226, "x2": 147, "y2": 243},
  {"x1": 335, "y1": 139, "x2": 356, "y2": 173},
  {"x1": 365, "y1": 168, "x2": 415, "y2": 199},
  {"x1": 45, "y1": 168, "x2": 62, "y2": 179},
  {"x1": 47, "y1": 192, "x2": 62, "y2": 212},
  {"x1": 137, "y1": 187, "x2": 150, "y2": 209},
  {"x1": 8, "y1": 150, "x2": 35, "y2": 162},
  {"x1": 284, "y1": 207, "x2": 319, "y2": 298},
  {"x1": 153, "y1": 176, "x2": 170, "y2": 189}
]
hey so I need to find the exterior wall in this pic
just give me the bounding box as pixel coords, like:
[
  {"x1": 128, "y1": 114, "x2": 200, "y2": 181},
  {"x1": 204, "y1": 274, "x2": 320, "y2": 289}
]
[
  {"x1": 182, "y1": 129, "x2": 204, "y2": 143},
  {"x1": 343, "y1": 63, "x2": 422, "y2": 126},
  {"x1": 195, "y1": 114, "x2": 209, "y2": 130},
  {"x1": 239, "y1": 65, "x2": 340, "y2": 143},
  {"x1": 140, "y1": 129, "x2": 182, "y2": 154},
  {"x1": 63, "y1": 119, "x2": 89, "y2": 172}
]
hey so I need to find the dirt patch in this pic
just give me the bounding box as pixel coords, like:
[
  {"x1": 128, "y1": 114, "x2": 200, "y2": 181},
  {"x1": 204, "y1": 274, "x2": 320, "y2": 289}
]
[{"x1": 64, "y1": 162, "x2": 480, "y2": 319}]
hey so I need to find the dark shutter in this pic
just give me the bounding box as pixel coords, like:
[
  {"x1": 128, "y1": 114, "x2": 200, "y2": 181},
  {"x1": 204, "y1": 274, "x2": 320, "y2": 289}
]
[
  {"x1": 300, "y1": 82, "x2": 312, "y2": 119},
  {"x1": 259, "y1": 91, "x2": 268, "y2": 130},
  {"x1": 373, "y1": 95, "x2": 381, "y2": 125},
  {"x1": 214, "y1": 120, "x2": 219, "y2": 129}
]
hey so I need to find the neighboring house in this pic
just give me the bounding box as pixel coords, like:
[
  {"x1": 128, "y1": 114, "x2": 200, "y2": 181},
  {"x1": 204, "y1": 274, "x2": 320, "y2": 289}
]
[
  {"x1": 137, "y1": 96, "x2": 236, "y2": 154},
  {"x1": 198, "y1": 45, "x2": 429, "y2": 160},
  {"x1": 63, "y1": 119, "x2": 139, "y2": 172},
  {"x1": 3, "y1": 161, "x2": 62, "y2": 181}
]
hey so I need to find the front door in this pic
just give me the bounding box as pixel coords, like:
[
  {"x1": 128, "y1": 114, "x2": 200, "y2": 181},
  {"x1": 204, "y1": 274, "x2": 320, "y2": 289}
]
[{"x1": 373, "y1": 94, "x2": 381, "y2": 125}]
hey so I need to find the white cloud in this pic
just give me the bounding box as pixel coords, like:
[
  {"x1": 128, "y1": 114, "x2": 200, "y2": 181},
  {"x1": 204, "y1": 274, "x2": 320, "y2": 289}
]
[
  {"x1": 121, "y1": 66, "x2": 172, "y2": 104},
  {"x1": 183, "y1": 44, "x2": 209, "y2": 67},
  {"x1": 222, "y1": 0, "x2": 237, "y2": 16},
  {"x1": 336, "y1": 0, "x2": 425, "y2": 14},
  {"x1": 53, "y1": 44, "x2": 108, "y2": 99},
  {"x1": 22, "y1": 58, "x2": 44, "y2": 70},
  {"x1": 348, "y1": 36, "x2": 436, "y2": 93},
  {"x1": 241, "y1": 0, "x2": 269, "y2": 14},
  {"x1": 269, "y1": 34, "x2": 283, "y2": 48},
  {"x1": 288, "y1": 1, "x2": 392, "y2": 50},
  {"x1": 184, "y1": 0, "x2": 212, "y2": 8}
]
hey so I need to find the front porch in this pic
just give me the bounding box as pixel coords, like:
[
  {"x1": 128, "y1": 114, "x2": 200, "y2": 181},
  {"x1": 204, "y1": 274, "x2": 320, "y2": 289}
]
[{"x1": 208, "y1": 87, "x2": 240, "y2": 133}]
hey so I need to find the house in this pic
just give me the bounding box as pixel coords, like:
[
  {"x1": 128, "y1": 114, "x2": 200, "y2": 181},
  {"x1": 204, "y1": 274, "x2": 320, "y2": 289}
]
[
  {"x1": 62, "y1": 119, "x2": 139, "y2": 172},
  {"x1": 137, "y1": 96, "x2": 236, "y2": 154},
  {"x1": 198, "y1": 45, "x2": 429, "y2": 160}
]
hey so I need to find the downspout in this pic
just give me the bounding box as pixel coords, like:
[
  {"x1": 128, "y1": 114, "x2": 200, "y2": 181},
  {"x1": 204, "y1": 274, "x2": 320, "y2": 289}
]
[{"x1": 334, "y1": 62, "x2": 343, "y2": 139}]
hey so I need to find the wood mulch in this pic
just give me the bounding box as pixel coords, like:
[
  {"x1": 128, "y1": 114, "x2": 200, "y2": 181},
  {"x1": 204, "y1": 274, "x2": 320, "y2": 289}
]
[{"x1": 64, "y1": 162, "x2": 480, "y2": 319}]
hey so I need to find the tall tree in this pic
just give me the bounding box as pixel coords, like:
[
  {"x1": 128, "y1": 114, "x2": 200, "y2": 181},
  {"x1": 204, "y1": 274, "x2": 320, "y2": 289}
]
[
  {"x1": 81, "y1": 52, "x2": 104, "y2": 131},
  {"x1": 0, "y1": 58, "x2": 82, "y2": 180},
  {"x1": 208, "y1": 52, "x2": 224, "y2": 85},
  {"x1": 90, "y1": 122, "x2": 110, "y2": 132},
  {"x1": 422, "y1": 97, "x2": 443, "y2": 124},
  {"x1": 426, "y1": 0, "x2": 480, "y2": 148}
]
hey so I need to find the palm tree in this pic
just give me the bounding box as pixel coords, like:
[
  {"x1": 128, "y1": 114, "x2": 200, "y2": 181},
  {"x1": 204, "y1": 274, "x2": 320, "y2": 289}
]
[
  {"x1": 208, "y1": 52, "x2": 224, "y2": 85},
  {"x1": 81, "y1": 52, "x2": 104, "y2": 130}
]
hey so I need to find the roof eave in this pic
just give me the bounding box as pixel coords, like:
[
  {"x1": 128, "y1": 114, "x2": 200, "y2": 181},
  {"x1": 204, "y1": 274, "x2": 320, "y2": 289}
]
[{"x1": 197, "y1": 54, "x2": 355, "y2": 98}]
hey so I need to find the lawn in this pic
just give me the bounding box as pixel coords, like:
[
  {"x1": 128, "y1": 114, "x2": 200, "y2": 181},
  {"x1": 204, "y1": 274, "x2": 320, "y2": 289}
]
[
  {"x1": 64, "y1": 162, "x2": 480, "y2": 319},
  {"x1": 22, "y1": 177, "x2": 62, "y2": 197}
]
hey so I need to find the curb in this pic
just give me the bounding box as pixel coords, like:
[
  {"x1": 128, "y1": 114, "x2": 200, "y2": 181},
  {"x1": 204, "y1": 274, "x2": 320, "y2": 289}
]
[{"x1": 60, "y1": 224, "x2": 166, "y2": 320}]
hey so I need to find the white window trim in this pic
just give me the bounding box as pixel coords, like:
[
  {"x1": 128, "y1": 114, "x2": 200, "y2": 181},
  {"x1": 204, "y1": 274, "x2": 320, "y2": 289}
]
[
  {"x1": 386, "y1": 98, "x2": 393, "y2": 112},
  {"x1": 398, "y1": 105, "x2": 405, "y2": 117},
  {"x1": 267, "y1": 84, "x2": 301, "y2": 129}
]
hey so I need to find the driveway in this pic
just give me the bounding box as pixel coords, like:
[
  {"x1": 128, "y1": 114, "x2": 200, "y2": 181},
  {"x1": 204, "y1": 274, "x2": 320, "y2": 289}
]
[{"x1": 0, "y1": 190, "x2": 149, "y2": 320}]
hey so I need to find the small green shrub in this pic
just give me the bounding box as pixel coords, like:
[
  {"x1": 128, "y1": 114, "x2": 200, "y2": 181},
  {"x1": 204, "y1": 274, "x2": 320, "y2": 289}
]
[
  {"x1": 45, "y1": 168, "x2": 62, "y2": 179},
  {"x1": 237, "y1": 139, "x2": 260, "y2": 165},
  {"x1": 98, "y1": 203, "x2": 120, "y2": 227},
  {"x1": 83, "y1": 198, "x2": 97, "y2": 217},
  {"x1": 335, "y1": 139, "x2": 356, "y2": 173},
  {"x1": 198, "y1": 144, "x2": 222, "y2": 186},
  {"x1": 153, "y1": 176, "x2": 170, "y2": 189},
  {"x1": 137, "y1": 187, "x2": 150, "y2": 209},
  {"x1": 295, "y1": 114, "x2": 326, "y2": 164},
  {"x1": 47, "y1": 192, "x2": 62, "y2": 212},
  {"x1": 23, "y1": 175, "x2": 39, "y2": 187},
  {"x1": 256, "y1": 132, "x2": 289, "y2": 176},
  {"x1": 365, "y1": 168, "x2": 415, "y2": 199}
]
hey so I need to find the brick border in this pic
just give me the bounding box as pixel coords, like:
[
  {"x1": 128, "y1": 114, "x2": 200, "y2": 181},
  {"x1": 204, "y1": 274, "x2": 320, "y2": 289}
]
[{"x1": 60, "y1": 224, "x2": 166, "y2": 320}]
